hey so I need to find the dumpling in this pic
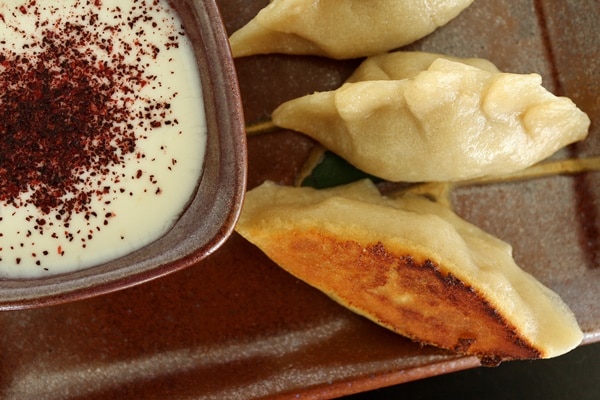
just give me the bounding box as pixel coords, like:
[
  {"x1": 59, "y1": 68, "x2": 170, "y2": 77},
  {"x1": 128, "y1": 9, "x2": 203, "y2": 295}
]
[
  {"x1": 229, "y1": 0, "x2": 476, "y2": 59},
  {"x1": 272, "y1": 58, "x2": 590, "y2": 182},
  {"x1": 235, "y1": 179, "x2": 583, "y2": 363},
  {"x1": 345, "y1": 50, "x2": 499, "y2": 82}
]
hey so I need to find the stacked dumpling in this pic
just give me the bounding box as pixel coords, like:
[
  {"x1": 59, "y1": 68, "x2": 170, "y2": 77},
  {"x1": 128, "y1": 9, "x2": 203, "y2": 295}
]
[
  {"x1": 229, "y1": 0, "x2": 476, "y2": 59},
  {"x1": 272, "y1": 53, "x2": 590, "y2": 182},
  {"x1": 236, "y1": 180, "x2": 584, "y2": 363}
]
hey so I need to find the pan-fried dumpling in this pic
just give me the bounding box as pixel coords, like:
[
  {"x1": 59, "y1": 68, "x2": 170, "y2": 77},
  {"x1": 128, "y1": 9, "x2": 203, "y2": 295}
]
[
  {"x1": 235, "y1": 180, "x2": 583, "y2": 363},
  {"x1": 272, "y1": 58, "x2": 590, "y2": 182},
  {"x1": 229, "y1": 0, "x2": 476, "y2": 59}
]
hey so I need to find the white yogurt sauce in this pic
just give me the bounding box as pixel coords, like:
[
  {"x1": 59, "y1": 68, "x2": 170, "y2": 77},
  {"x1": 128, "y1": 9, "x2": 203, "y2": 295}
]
[{"x1": 0, "y1": 0, "x2": 206, "y2": 277}]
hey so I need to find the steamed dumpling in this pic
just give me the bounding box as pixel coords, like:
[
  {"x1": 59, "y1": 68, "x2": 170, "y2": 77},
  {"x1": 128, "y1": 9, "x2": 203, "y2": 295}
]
[
  {"x1": 346, "y1": 50, "x2": 499, "y2": 82},
  {"x1": 236, "y1": 180, "x2": 583, "y2": 362},
  {"x1": 229, "y1": 0, "x2": 476, "y2": 59},
  {"x1": 235, "y1": 179, "x2": 583, "y2": 363},
  {"x1": 272, "y1": 58, "x2": 590, "y2": 182}
]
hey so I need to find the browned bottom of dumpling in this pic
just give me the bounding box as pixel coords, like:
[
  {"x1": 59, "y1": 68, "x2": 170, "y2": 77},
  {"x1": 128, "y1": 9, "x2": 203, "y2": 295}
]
[{"x1": 263, "y1": 228, "x2": 540, "y2": 365}]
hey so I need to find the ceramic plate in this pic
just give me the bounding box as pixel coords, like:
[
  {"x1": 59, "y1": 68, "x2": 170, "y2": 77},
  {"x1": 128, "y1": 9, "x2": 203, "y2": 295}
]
[{"x1": 2, "y1": 0, "x2": 599, "y2": 398}]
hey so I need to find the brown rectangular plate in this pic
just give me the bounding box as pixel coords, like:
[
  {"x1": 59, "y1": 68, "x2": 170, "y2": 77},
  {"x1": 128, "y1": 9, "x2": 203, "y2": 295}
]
[{"x1": 2, "y1": 0, "x2": 599, "y2": 398}]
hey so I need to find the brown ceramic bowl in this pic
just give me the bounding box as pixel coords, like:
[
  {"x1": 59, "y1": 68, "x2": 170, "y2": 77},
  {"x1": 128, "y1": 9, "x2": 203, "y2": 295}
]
[{"x1": 0, "y1": 0, "x2": 247, "y2": 310}]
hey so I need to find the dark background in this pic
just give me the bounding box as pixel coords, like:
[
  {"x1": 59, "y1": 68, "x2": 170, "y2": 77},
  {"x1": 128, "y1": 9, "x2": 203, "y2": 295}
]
[{"x1": 346, "y1": 341, "x2": 600, "y2": 399}]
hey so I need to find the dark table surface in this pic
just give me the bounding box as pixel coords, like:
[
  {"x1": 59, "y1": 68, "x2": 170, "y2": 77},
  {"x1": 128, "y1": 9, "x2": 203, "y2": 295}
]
[{"x1": 345, "y1": 341, "x2": 600, "y2": 399}]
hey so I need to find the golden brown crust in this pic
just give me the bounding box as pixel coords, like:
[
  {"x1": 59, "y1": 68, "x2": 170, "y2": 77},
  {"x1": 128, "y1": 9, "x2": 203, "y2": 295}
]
[
  {"x1": 236, "y1": 180, "x2": 583, "y2": 361},
  {"x1": 264, "y1": 228, "x2": 542, "y2": 362}
]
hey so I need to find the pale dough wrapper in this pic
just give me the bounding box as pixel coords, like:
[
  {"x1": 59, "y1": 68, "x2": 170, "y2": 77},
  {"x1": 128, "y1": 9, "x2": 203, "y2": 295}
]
[
  {"x1": 229, "y1": 0, "x2": 476, "y2": 59},
  {"x1": 346, "y1": 50, "x2": 500, "y2": 82},
  {"x1": 235, "y1": 180, "x2": 583, "y2": 363},
  {"x1": 272, "y1": 58, "x2": 590, "y2": 182}
]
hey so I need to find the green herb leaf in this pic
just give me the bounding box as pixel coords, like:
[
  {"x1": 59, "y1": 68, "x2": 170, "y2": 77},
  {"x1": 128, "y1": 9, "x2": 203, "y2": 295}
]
[{"x1": 301, "y1": 151, "x2": 381, "y2": 189}]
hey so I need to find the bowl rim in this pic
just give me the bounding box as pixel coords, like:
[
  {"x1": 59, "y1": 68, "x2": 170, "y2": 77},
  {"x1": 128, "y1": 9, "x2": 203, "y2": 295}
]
[{"x1": 0, "y1": 0, "x2": 247, "y2": 310}]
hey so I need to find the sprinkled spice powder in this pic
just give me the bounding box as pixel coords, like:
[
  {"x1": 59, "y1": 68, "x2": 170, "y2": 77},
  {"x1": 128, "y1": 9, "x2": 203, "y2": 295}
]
[
  {"x1": 1, "y1": 2, "x2": 174, "y2": 216},
  {"x1": 0, "y1": 0, "x2": 207, "y2": 276}
]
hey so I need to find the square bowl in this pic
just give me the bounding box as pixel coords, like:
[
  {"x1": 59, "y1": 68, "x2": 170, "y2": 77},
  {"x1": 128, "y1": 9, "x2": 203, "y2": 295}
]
[{"x1": 0, "y1": 0, "x2": 247, "y2": 310}]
